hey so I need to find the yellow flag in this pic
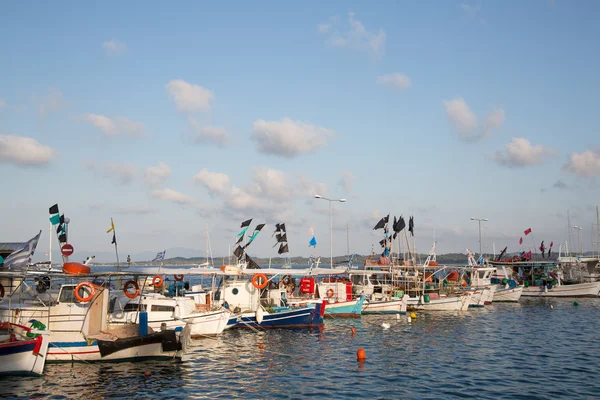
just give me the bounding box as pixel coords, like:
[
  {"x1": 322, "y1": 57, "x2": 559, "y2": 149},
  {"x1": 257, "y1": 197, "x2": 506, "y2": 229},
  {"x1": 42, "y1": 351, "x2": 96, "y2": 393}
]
[{"x1": 106, "y1": 218, "x2": 115, "y2": 233}]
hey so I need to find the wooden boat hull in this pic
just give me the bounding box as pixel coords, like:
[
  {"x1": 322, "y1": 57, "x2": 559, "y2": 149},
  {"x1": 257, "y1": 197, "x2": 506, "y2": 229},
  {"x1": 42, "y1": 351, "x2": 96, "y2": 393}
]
[
  {"x1": 521, "y1": 281, "x2": 600, "y2": 298},
  {"x1": 226, "y1": 302, "x2": 325, "y2": 329},
  {"x1": 362, "y1": 298, "x2": 407, "y2": 314},
  {"x1": 0, "y1": 335, "x2": 49, "y2": 376},
  {"x1": 493, "y1": 285, "x2": 523, "y2": 302},
  {"x1": 406, "y1": 292, "x2": 472, "y2": 311}
]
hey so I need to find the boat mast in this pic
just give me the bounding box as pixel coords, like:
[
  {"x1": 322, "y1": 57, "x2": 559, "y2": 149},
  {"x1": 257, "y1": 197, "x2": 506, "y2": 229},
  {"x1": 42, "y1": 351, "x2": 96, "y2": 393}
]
[
  {"x1": 346, "y1": 224, "x2": 350, "y2": 266},
  {"x1": 48, "y1": 221, "x2": 52, "y2": 266},
  {"x1": 567, "y1": 209, "x2": 573, "y2": 257},
  {"x1": 596, "y1": 205, "x2": 600, "y2": 258}
]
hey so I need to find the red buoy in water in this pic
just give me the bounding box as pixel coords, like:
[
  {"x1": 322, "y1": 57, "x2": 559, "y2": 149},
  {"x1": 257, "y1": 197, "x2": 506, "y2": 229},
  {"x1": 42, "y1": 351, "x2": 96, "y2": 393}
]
[
  {"x1": 351, "y1": 327, "x2": 356, "y2": 336},
  {"x1": 258, "y1": 343, "x2": 264, "y2": 349},
  {"x1": 357, "y1": 347, "x2": 366, "y2": 362}
]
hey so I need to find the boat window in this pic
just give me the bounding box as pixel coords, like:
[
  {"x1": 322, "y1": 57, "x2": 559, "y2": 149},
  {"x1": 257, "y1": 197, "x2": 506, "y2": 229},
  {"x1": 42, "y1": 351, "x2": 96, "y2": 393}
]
[
  {"x1": 58, "y1": 286, "x2": 79, "y2": 303},
  {"x1": 124, "y1": 303, "x2": 147, "y2": 312},
  {"x1": 151, "y1": 305, "x2": 174, "y2": 312}
]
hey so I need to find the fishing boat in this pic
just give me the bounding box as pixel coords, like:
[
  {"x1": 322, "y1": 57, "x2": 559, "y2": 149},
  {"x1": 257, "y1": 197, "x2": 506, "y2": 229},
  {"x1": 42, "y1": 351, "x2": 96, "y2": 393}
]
[
  {"x1": 488, "y1": 260, "x2": 600, "y2": 298},
  {"x1": 109, "y1": 290, "x2": 231, "y2": 337},
  {"x1": 0, "y1": 322, "x2": 50, "y2": 376},
  {"x1": 0, "y1": 269, "x2": 189, "y2": 362}
]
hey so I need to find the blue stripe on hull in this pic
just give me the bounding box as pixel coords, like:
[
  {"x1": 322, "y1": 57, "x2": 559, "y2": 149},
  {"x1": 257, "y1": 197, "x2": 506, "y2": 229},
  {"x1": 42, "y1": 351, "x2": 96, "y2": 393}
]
[
  {"x1": 0, "y1": 342, "x2": 36, "y2": 357},
  {"x1": 227, "y1": 307, "x2": 323, "y2": 329},
  {"x1": 324, "y1": 296, "x2": 365, "y2": 317}
]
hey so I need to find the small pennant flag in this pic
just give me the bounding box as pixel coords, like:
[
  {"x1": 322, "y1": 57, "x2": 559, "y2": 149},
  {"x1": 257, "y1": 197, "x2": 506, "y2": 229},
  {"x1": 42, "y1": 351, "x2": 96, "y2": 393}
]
[
  {"x1": 49, "y1": 214, "x2": 61, "y2": 225},
  {"x1": 519, "y1": 237, "x2": 523, "y2": 245},
  {"x1": 107, "y1": 219, "x2": 115, "y2": 233},
  {"x1": 49, "y1": 204, "x2": 59, "y2": 215},
  {"x1": 309, "y1": 236, "x2": 317, "y2": 247},
  {"x1": 240, "y1": 219, "x2": 252, "y2": 228},
  {"x1": 524, "y1": 228, "x2": 532, "y2": 236}
]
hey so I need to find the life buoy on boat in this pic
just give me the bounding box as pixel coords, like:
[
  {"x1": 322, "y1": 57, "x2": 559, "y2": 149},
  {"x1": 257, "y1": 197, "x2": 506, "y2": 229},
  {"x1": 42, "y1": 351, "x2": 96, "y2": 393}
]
[
  {"x1": 152, "y1": 275, "x2": 163, "y2": 287},
  {"x1": 174, "y1": 274, "x2": 184, "y2": 281},
  {"x1": 0, "y1": 283, "x2": 5, "y2": 299},
  {"x1": 326, "y1": 288, "x2": 335, "y2": 298},
  {"x1": 123, "y1": 280, "x2": 140, "y2": 299},
  {"x1": 74, "y1": 281, "x2": 95, "y2": 303},
  {"x1": 251, "y1": 273, "x2": 268, "y2": 289}
]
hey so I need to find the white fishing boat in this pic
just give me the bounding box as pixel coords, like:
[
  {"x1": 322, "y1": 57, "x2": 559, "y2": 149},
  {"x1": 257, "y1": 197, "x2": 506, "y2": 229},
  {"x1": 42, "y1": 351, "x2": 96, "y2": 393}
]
[
  {"x1": 489, "y1": 260, "x2": 600, "y2": 298},
  {"x1": 0, "y1": 270, "x2": 189, "y2": 362},
  {"x1": 0, "y1": 322, "x2": 50, "y2": 376},
  {"x1": 109, "y1": 291, "x2": 231, "y2": 337}
]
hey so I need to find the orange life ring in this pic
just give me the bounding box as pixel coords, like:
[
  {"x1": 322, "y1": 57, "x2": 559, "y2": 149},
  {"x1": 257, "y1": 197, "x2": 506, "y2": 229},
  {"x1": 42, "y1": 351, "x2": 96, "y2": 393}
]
[
  {"x1": 74, "y1": 281, "x2": 95, "y2": 303},
  {"x1": 123, "y1": 280, "x2": 140, "y2": 299},
  {"x1": 326, "y1": 288, "x2": 335, "y2": 298},
  {"x1": 252, "y1": 273, "x2": 268, "y2": 289},
  {"x1": 174, "y1": 274, "x2": 184, "y2": 281},
  {"x1": 152, "y1": 275, "x2": 163, "y2": 287},
  {"x1": 0, "y1": 283, "x2": 5, "y2": 299}
]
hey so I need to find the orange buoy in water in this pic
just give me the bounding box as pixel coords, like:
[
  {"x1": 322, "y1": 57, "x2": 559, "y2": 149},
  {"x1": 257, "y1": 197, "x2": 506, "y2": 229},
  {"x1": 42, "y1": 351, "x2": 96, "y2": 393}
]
[
  {"x1": 144, "y1": 370, "x2": 151, "y2": 377},
  {"x1": 357, "y1": 347, "x2": 366, "y2": 362},
  {"x1": 351, "y1": 327, "x2": 356, "y2": 336},
  {"x1": 258, "y1": 343, "x2": 264, "y2": 349}
]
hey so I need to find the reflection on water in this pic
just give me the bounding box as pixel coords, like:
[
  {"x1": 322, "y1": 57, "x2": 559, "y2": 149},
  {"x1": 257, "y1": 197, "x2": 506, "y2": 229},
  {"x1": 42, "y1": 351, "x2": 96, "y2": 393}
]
[{"x1": 2, "y1": 298, "x2": 600, "y2": 399}]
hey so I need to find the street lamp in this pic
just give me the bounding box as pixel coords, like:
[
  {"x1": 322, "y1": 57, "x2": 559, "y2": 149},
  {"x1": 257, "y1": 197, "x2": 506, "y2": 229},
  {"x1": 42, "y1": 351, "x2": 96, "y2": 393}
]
[
  {"x1": 314, "y1": 194, "x2": 346, "y2": 268},
  {"x1": 574, "y1": 226, "x2": 583, "y2": 255},
  {"x1": 470, "y1": 217, "x2": 488, "y2": 258}
]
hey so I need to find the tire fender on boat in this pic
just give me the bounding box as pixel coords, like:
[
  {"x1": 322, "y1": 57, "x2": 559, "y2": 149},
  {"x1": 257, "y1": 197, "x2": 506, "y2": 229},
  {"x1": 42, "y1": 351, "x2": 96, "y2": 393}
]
[{"x1": 174, "y1": 274, "x2": 184, "y2": 281}]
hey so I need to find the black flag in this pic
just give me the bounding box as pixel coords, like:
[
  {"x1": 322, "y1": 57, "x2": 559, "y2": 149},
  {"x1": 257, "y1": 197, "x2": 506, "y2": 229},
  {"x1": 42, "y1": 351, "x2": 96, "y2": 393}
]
[
  {"x1": 58, "y1": 233, "x2": 67, "y2": 243},
  {"x1": 280, "y1": 223, "x2": 286, "y2": 232},
  {"x1": 236, "y1": 234, "x2": 244, "y2": 244},
  {"x1": 393, "y1": 232, "x2": 398, "y2": 240},
  {"x1": 233, "y1": 245, "x2": 244, "y2": 259},
  {"x1": 373, "y1": 218, "x2": 385, "y2": 230},
  {"x1": 279, "y1": 233, "x2": 287, "y2": 242},
  {"x1": 408, "y1": 216, "x2": 414, "y2": 236},
  {"x1": 111, "y1": 232, "x2": 117, "y2": 245},
  {"x1": 255, "y1": 223, "x2": 266, "y2": 231},
  {"x1": 56, "y1": 224, "x2": 63, "y2": 235},
  {"x1": 278, "y1": 243, "x2": 289, "y2": 254},
  {"x1": 241, "y1": 219, "x2": 253, "y2": 228},
  {"x1": 49, "y1": 204, "x2": 59, "y2": 214},
  {"x1": 245, "y1": 254, "x2": 261, "y2": 269}
]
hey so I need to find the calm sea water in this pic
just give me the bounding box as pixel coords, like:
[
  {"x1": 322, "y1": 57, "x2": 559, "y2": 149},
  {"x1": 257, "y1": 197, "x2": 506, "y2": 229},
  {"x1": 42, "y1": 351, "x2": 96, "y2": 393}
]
[{"x1": 2, "y1": 297, "x2": 600, "y2": 399}]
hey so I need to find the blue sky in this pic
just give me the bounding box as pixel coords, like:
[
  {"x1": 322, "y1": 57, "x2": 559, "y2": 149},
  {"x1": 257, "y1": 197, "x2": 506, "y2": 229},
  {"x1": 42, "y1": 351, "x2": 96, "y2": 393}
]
[{"x1": 1, "y1": 1, "x2": 599, "y2": 263}]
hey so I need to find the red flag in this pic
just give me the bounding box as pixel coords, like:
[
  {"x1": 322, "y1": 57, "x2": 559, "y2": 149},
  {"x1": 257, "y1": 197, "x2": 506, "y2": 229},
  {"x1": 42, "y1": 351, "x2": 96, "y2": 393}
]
[
  {"x1": 519, "y1": 237, "x2": 523, "y2": 245},
  {"x1": 524, "y1": 228, "x2": 532, "y2": 235},
  {"x1": 550, "y1": 241, "x2": 553, "y2": 248},
  {"x1": 526, "y1": 251, "x2": 532, "y2": 260}
]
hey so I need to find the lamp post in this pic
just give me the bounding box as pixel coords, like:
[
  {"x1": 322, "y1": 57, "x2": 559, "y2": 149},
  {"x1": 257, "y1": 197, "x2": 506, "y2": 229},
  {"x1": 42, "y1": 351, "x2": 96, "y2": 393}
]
[
  {"x1": 314, "y1": 195, "x2": 346, "y2": 268},
  {"x1": 574, "y1": 226, "x2": 583, "y2": 255},
  {"x1": 470, "y1": 217, "x2": 488, "y2": 258}
]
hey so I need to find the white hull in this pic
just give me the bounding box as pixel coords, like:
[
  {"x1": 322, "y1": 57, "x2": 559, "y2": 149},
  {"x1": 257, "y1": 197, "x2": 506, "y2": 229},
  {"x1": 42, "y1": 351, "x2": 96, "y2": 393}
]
[
  {"x1": 521, "y1": 281, "x2": 600, "y2": 298},
  {"x1": 0, "y1": 335, "x2": 49, "y2": 376},
  {"x1": 362, "y1": 298, "x2": 407, "y2": 314},
  {"x1": 463, "y1": 285, "x2": 496, "y2": 306},
  {"x1": 184, "y1": 310, "x2": 231, "y2": 337},
  {"x1": 493, "y1": 285, "x2": 523, "y2": 302},
  {"x1": 406, "y1": 292, "x2": 472, "y2": 311}
]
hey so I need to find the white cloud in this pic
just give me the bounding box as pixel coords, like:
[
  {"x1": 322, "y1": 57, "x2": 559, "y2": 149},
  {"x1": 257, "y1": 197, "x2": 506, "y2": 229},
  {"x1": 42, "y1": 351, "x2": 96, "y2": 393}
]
[
  {"x1": 115, "y1": 205, "x2": 155, "y2": 215},
  {"x1": 252, "y1": 117, "x2": 334, "y2": 157},
  {"x1": 188, "y1": 118, "x2": 230, "y2": 147},
  {"x1": 338, "y1": 171, "x2": 355, "y2": 192},
  {"x1": 165, "y1": 80, "x2": 214, "y2": 112},
  {"x1": 226, "y1": 186, "x2": 263, "y2": 212},
  {"x1": 318, "y1": 12, "x2": 386, "y2": 57},
  {"x1": 84, "y1": 114, "x2": 117, "y2": 135},
  {"x1": 443, "y1": 97, "x2": 504, "y2": 141},
  {"x1": 376, "y1": 73, "x2": 412, "y2": 91},
  {"x1": 150, "y1": 188, "x2": 193, "y2": 205},
  {"x1": 562, "y1": 150, "x2": 600, "y2": 177},
  {"x1": 104, "y1": 162, "x2": 136, "y2": 184},
  {"x1": 298, "y1": 175, "x2": 328, "y2": 198},
  {"x1": 103, "y1": 39, "x2": 127, "y2": 55},
  {"x1": 83, "y1": 114, "x2": 145, "y2": 137},
  {"x1": 0, "y1": 135, "x2": 55, "y2": 167},
  {"x1": 192, "y1": 169, "x2": 232, "y2": 195},
  {"x1": 492, "y1": 138, "x2": 557, "y2": 167},
  {"x1": 35, "y1": 88, "x2": 64, "y2": 116},
  {"x1": 144, "y1": 162, "x2": 172, "y2": 185},
  {"x1": 251, "y1": 167, "x2": 290, "y2": 200},
  {"x1": 118, "y1": 118, "x2": 146, "y2": 136}
]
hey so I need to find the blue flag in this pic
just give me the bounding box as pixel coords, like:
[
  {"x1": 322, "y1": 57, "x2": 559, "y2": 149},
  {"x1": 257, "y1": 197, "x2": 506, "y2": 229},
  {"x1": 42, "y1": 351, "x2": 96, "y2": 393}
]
[{"x1": 309, "y1": 236, "x2": 317, "y2": 247}]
